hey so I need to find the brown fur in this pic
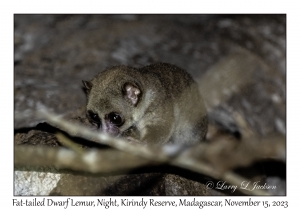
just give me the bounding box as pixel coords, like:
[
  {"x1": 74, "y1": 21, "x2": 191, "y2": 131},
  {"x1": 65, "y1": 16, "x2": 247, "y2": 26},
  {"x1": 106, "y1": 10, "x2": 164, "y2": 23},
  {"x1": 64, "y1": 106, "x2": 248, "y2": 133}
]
[{"x1": 83, "y1": 63, "x2": 207, "y2": 145}]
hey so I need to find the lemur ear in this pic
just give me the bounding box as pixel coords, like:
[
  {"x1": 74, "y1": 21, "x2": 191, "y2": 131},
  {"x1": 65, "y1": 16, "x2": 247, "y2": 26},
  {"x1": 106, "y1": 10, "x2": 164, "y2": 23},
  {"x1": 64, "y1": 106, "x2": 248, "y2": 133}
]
[
  {"x1": 82, "y1": 80, "x2": 93, "y2": 94},
  {"x1": 123, "y1": 83, "x2": 141, "y2": 106}
]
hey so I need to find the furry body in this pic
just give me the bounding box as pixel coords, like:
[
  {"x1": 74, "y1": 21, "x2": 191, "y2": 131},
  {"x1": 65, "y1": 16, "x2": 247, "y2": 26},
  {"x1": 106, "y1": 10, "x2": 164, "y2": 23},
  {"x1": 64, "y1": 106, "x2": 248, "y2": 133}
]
[{"x1": 83, "y1": 63, "x2": 207, "y2": 145}]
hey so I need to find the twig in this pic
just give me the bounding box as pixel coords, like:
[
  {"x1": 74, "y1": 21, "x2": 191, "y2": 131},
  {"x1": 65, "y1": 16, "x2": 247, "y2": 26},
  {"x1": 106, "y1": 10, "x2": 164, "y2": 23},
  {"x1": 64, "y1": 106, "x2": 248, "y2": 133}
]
[
  {"x1": 55, "y1": 132, "x2": 85, "y2": 155},
  {"x1": 14, "y1": 145, "x2": 153, "y2": 173},
  {"x1": 15, "y1": 108, "x2": 283, "y2": 195}
]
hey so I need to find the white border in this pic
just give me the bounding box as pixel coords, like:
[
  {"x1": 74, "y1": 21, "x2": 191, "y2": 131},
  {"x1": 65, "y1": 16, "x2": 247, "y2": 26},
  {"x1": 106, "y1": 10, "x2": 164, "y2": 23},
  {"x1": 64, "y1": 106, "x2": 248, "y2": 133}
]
[{"x1": 2, "y1": 0, "x2": 298, "y2": 208}]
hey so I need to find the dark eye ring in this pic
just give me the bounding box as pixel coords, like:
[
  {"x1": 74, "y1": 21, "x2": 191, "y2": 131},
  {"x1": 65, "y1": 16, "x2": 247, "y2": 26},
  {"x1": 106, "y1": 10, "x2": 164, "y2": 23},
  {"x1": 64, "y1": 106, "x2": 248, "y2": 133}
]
[
  {"x1": 87, "y1": 111, "x2": 101, "y2": 124},
  {"x1": 107, "y1": 112, "x2": 124, "y2": 126}
]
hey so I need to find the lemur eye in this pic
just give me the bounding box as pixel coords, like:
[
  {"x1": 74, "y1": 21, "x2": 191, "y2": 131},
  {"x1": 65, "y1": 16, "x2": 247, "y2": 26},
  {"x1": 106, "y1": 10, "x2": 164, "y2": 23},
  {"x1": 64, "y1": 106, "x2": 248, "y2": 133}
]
[
  {"x1": 87, "y1": 111, "x2": 101, "y2": 124},
  {"x1": 107, "y1": 112, "x2": 124, "y2": 126}
]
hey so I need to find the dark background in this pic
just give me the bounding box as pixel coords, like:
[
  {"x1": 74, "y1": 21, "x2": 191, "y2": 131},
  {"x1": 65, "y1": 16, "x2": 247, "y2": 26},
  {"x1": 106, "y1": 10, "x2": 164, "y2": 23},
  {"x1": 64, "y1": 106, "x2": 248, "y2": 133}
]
[{"x1": 14, "y1": 14, "x2": 286, "y2": 195}]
